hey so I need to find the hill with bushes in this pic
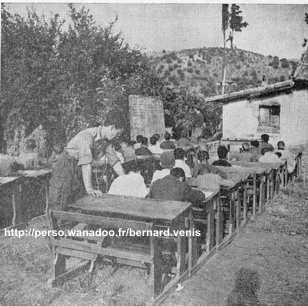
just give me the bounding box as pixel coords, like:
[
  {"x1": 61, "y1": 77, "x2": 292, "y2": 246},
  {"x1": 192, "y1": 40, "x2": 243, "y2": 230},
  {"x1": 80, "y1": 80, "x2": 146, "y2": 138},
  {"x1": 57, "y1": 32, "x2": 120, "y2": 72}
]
[{"x1": 150, "y1": 47, "x2": 298, "y2": 97}]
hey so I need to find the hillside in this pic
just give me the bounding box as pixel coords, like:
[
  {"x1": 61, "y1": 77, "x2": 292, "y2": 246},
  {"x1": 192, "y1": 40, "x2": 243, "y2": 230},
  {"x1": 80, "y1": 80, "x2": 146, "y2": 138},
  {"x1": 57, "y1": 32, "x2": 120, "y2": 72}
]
[{"x1": 149, "y1": 47, "x2": 298, "y2": 97}]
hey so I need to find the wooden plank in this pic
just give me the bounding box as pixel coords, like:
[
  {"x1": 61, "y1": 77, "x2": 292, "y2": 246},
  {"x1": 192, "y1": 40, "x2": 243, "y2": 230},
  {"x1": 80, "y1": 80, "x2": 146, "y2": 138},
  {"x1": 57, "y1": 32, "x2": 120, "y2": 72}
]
[
  {"x1": 150, "y1": 236, "x2": 161, "y2": 297},
  {"x1": 69, "y1": 194, "x2": 191, "y2": 222},
  {"x1": 56, "y1": 247, "x2": 97, "y2": 261},
  {"x1": 52, "y1": 210, "x2": 153, "y2": 231},
  {"x1": 50, "y1": 238, "x2": 153, "y2": 263},
  {"x1": 48, "y1": 260, "x2": 90, "y2": 288}
]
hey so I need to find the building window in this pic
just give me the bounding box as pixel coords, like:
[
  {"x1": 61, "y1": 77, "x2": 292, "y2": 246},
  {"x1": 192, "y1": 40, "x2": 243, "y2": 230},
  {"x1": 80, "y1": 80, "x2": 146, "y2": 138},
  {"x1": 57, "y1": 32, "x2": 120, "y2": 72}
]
[{"x1": 258, "y1": 104, "x2": 280, "y2": 132}]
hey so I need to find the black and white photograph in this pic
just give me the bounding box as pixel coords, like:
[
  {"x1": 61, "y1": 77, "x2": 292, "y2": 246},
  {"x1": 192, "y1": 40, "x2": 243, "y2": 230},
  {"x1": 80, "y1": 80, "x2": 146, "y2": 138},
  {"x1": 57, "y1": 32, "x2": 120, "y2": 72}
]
[{"x1": 0, "y1": 1, "x2": 308, "y2": 305}]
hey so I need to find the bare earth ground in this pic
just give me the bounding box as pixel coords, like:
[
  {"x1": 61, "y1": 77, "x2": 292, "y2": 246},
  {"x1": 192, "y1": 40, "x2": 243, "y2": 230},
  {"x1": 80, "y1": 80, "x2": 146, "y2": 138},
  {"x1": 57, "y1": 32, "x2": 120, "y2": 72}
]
[{"x1": 0, "y1": 182, "x2": 307, "y2": 306}]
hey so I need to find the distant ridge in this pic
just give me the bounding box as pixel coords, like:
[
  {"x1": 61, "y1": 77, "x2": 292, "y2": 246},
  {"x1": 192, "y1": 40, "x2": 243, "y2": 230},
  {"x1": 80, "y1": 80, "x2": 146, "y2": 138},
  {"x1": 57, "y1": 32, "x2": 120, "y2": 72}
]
[{"x1": 149, "y1": 47, "x2": 298, "y2": 97}]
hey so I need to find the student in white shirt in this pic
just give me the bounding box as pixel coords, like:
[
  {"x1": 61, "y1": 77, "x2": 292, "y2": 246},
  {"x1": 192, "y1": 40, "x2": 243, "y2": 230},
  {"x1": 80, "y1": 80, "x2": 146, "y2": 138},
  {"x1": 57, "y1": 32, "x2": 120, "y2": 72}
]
[
  {"x1": 276, "y1": 140, "x2": 296, "y2": 173},
  {"x1": 174, "y1": 148, "x2": 192, "y2": 178},
  {"x1": 148, "y1": 135, "x2": 163, "y2": 154},
  {"x1": 108, "y1": 160, "x2": 148, "y2": 198},
  {"x1": 259, "y1": 147, "x2": 281, "y2": 163},
  {"x1": 151, "y1": 151, "x2": 175, "y2": 184}
]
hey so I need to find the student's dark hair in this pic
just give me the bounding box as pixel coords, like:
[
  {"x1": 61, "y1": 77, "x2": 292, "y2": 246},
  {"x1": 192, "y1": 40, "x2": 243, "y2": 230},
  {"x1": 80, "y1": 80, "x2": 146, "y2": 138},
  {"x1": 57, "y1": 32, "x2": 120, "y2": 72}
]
[
  {"x1": 174, "y1": 148, "x2": 185, "y2": 160},
  {"x1": 197, "y1": 150, "x2": 209, "y2": 162},
  {"x1": 250, "y1": 140, "x2": 259, "y2": 148},
  {"x1": 122, "y1": 160, "x2": 139, "y2": 174},
  {"x1": 261, "y1": 134, "x2": 269, "y2": 143},
  {"x1": 170, "y1": 167, "x2": 185, "y2": 181},
  {"x1": 153, "y1": 133, "x2": 160, "y2": 141},
  {"x1": 275, "y1": 152, "x2": 282, "y2": 158},
  {"x1": 217, "y1": 145, "x2": 228, "y2": 159},
  {"x1": 164, "y1": 131, "x2": 171, "y2": 141},
  {"x1": 277, "y1": 140, "x2": 285, "y2": 148},
  {"x1": 150, "y1": 135, "x2": 158, "y2": 146},
  {"x1": 128, "y1": 140, "x2": 136, "y2": 146},
  {"x1": 186, "y1": 151, "x2": 195, "y2": 169},
  {"x1": 141, "y1": 136, "x2": 148, "y2": 146},
  {"x1": 136, "y1": 135, "x2": 143, "y2": 143},
  {"x1": 261, "y1": 147, "x2": 273, "y2": 155}
]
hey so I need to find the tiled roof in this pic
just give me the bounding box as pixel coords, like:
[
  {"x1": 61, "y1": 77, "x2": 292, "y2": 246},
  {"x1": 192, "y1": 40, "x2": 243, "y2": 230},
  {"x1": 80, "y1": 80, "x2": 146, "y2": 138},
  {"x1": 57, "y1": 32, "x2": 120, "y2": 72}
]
[{"x1": 203, "y1": 80, "x2": 294, "y2": 104}]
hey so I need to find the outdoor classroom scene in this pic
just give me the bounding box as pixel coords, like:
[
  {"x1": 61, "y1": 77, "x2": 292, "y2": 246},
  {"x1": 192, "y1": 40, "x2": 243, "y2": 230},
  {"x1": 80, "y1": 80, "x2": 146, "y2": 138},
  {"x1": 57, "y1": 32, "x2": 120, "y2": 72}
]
[{"x1": 0, "y1": 3, "x2": 308, "y2": 306}]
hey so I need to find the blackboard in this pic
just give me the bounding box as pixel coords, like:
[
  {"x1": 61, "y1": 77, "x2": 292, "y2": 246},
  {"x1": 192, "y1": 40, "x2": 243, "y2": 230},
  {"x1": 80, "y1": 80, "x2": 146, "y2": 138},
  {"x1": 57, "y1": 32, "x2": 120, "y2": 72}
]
[{"x1": 129, "y1": 95, "x2": 165, "y2": 140}]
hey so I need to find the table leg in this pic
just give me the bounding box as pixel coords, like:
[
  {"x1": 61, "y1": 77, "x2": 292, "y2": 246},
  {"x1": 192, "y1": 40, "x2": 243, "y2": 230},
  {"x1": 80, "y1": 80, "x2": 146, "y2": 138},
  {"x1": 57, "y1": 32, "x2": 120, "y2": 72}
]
[
  {"x1": 235, "y1": 189, "x2": 240, "y2": 231},
  {"x1": 150, "y1": 236, "x2": 161, "y2": 296},
  {"x1": 252, "y1": 174, "x2": 257, "y2": 217},
  {"x1": 12, "y1": 183, "x2": 22, "y2": 226},
  {"x1": 176, "y1": 235, "x2": 186, "y2": 277},
  {"x1": 215, "y1": 196, "x2": 223, "y2": 246},
  {"x1": 243, "y1": 181, "x2": 248, "y2": 224},
  {"x1": 206, "y1": 200, "x2": 215, "y2": 253}
]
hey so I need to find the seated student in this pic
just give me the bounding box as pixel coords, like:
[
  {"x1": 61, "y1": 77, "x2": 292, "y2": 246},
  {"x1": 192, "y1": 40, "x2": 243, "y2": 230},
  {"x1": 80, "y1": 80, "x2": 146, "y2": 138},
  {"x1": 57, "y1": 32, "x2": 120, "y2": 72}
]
[
  {"x1": 149, "y1": 167, "x2": 205, "y2": 205},
  {"x1": 108, "y1": 160, "x2": 148, "y2": 198},
  {"x1": 160, "y1": 132, "x2": 176, "y2": 150},
  {"x1": 174, "y1": 148, "x2": 192, "y2": 178},
  {"x1": 113, "y1": 141, "x2": 125, "y2": 163},
  {"x1": 276, "y1": 140, "x2": 296, "y2": 172},
  {"x1": 185, "y1": 149, "x2": 198, "y2": 175},
  {"x1": 195, "y1": 150, "x2": 228, "y2": 179},
  {"x1": 250, "y1": 140, "x2": 261, "y2": 158},
  {"x1": 176, "y1": 136, "x2": 193, "y2": 151},
  {"x1": 135, "y1": 137, "x2": 152, "y2": 156},
  {"x1": 17, "y1": 139, "x2": 40, "y2": 169},
  {"x1": 134, "y1": 135, "x2": 143, "y2": 150},
  {"x1": 240, "y1": 142, "x2": 250, "y2": 153},
  {"x1": 153, "y1": 133, "x2": 162, "y2": 145},
  {"x1": 189, "y1": 165, "x2": 234, "y2": 191},
  {"x1": 120, "y1": 140, "x2": 136, "y2": 162},
  {"x1": 148, "y1": 135, "x2": 163, "y2": 154},
  {"x1": 212, "y1": 145, "x2": 232, "y2": 167},
  {"x1": 259, "y1": 134, "x2": 274, "y2": 153},
  {"x1": 258, "y1": 147, "x2": 281, "y2": 163},
  {"x1": 151, "y1": 151, "x2": 175, "y2": 184}
]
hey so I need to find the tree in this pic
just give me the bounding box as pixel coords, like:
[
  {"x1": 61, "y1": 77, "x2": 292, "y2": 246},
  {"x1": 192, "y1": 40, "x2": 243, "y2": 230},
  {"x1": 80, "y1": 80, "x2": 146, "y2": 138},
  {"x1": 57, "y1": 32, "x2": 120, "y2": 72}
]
[
  {"x1": 1, "y1": 4, "x2": 162, "y2": 151},
  {"x1": 228, "y1": 4, "x2": 248, "y2": 49}
]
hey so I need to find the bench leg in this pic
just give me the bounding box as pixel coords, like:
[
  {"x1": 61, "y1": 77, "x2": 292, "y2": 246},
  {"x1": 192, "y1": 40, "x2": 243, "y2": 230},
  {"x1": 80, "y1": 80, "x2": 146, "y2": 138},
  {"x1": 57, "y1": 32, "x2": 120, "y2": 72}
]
[
  {"x1": 176, "y1": 236, "x2": 186, "y2": 276},
  {"x1": 48, "y1": 253, "x2": 66, "y2": 287},
  {"x1": 150, "y1": 237, "x2": 161, "y2": 297}
]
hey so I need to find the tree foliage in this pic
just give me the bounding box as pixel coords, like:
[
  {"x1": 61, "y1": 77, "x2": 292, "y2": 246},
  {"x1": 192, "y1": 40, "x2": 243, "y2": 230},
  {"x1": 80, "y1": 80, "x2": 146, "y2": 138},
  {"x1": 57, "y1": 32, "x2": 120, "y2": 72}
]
[
  {"x1": 227, "y1": 4, "x2": 248, "y2": 49},
  {"x1": 1, "y1": 4, "x2": 162, "y2": 151}
]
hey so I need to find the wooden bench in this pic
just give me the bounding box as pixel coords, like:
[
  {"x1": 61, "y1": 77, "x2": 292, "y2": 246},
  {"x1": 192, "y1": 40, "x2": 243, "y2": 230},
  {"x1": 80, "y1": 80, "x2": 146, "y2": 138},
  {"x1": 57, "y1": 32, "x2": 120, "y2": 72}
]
[
  {"x1": 47, "y1": 210, "x2": 164, "y2": 296},
  {"x1": 48, "y1": 194, "x2": 192, "y2": 298}
]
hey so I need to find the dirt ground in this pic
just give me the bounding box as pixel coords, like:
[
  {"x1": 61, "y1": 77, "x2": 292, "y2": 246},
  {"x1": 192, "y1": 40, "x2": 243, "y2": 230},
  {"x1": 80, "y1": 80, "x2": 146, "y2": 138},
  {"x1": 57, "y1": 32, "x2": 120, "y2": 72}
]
[{"x1": 0, "y1": 182, "x2": 307, "y2": 306}]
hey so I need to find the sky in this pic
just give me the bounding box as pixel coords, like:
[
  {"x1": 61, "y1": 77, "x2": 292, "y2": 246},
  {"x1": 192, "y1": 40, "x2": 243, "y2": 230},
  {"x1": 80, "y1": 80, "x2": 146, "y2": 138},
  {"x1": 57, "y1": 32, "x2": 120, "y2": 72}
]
[{"x1": 4, "y1": 2, "x2": 308, "y2": 59}]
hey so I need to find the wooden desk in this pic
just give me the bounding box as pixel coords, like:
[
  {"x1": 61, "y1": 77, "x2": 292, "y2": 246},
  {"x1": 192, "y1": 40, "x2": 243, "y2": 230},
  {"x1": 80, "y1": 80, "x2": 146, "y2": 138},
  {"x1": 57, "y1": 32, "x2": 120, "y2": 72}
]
[
  {"x1": 18, "y1": 169, "x2": 52, "y2": 216},
  {"x1": 0, "y1": 176, "x2": 21, "y2": 227},
  {"x1": 67, "y1": 194, "x2": 192, "y2": 295}
]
